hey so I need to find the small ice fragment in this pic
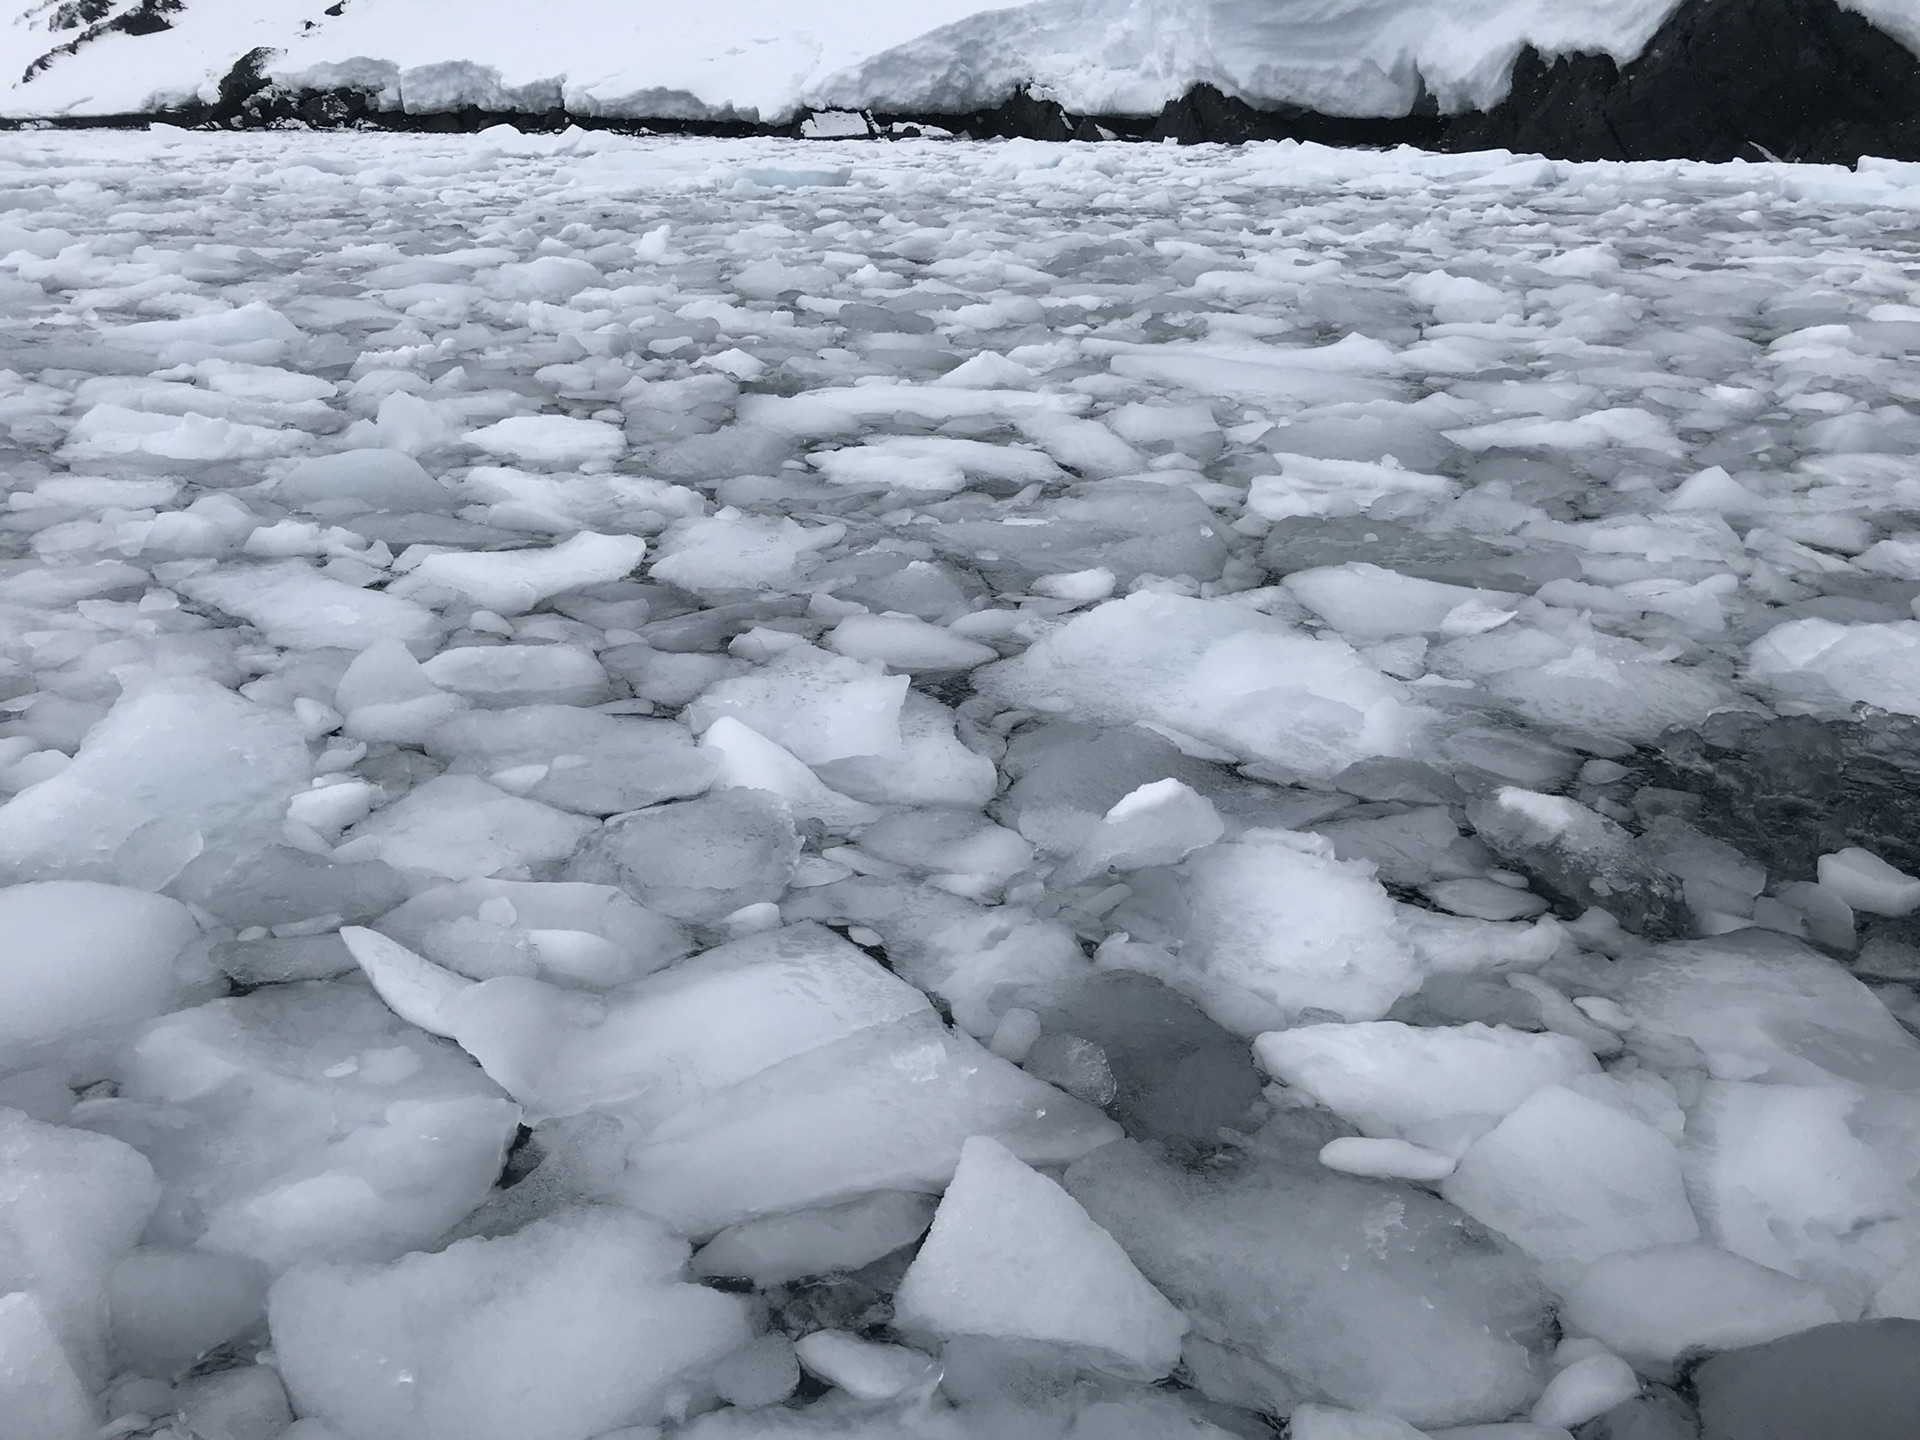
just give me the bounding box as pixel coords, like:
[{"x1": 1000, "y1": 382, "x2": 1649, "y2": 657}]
[
  {"x1": 827, "y1": 613, "x2": 998, "y2": 671},
  {"x1": 793, "y1": 1330, "x2": 937, "y2": 1401},
  {"x1": 1031, "y1": 567, "x2": 1116, "y2": 602},
  {"x1": 892, "y1": 1135, "x2": 1188, "y2": 1380},
  {"x1": 1318, "y1": 1137, "x2": 1457, "y2": 1182},
  {"x1": 411, "y1": 532, "x2": 647, "y2": 615},
  {"x1": 1529, "y1": 1353, "x2": 1639, "y2": 1430},
  {"x1": 1054, "y1": 777, "x2": 1224, "y2": 884},
  {"x1": 1815, "y1": 847, "x2": 1920, "y2": 917}
]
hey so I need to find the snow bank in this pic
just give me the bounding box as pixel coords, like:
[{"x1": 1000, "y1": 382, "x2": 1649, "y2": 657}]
[
  {"x1": 826, "y1": 0, "x2": 1690, "y2": 119},
  {"x1": 9, "y1": 0, "x2": 1913, "y2": 124}
]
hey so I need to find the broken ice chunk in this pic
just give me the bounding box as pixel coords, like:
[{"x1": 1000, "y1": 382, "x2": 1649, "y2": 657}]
[
  {"x1": 182, "y1": 562, "x2": 443, "y2": 655},
  {"x1": 1560, "y1": 1243, "x2": 1842, "y2": 1373},
  {"x1": 699, "y1": 717, "x2": 882, "y2": 829},
  {"x1": 692, "y1": 1192, "x2": 937, "y2": 1288},
  {"x1": 825, "y1": 613, "x2": 997, "y2": 672},
  {"x1": 565, "y1": 787, "x2": 799, "y2": 922},
  {"x1": 0, "y1": 1292, "x2": 96, "y2": 1440},
  {"x1": 1066, "y1": 1140, "x2": 1550, "y2": 1428},
  {"x1": 1683, "y1": 1080, "x2": 1913, "y2": 1299},
  {"x1": 812, "y1": 691, "x2": 997, "y2": 809},
  {"x1": 408, "y1": 532, "x2": 647, "y2": 615},
  {"x1": 336, "y1": 638, "x2": 468, "y2": 745},
  {"x1": 332, "y1": 775, "x2": 598, "y2": 881},
  {"x1": 1747, "y1": 617, "x2": 1920, "y2": 717},
  {"x1": 1247, "y1": 455, "x2": 1452, "y2": 520},
  {"x1": 1107, "y1": 829, "x2": 1421, "y2": 1034},
  {"x1": 1609, "y1": 931, "x2": 1920, "y2": 1090},
  {"x1": 1440, "y1": 1086, "x2": 1701, "y2": 1292},
  {"x1": 374, "y1": 878, "x2": 691, "y2": 987},
  {"x1": 463, "y1": 415, "x2": 626, "y2": 468},
  {"x1": 0, "y1": 1109, "x2": 159, "y2": 1387},
  {"x1": 276, "y1": 450, "x2": 456, "y2": 515},
  {"x1": 1816, "y1": 847, "x2": 1920, "y2": 917},
  {"x1": 420, "y1": 643, "x2": 611, "y2": 709},
  {"x1": 793, "y1": 1330, "x2": 937, "y2": 1401},
  {"x1": 1254, "y1": 1022, "x2": 1599, "y2": 1145},
  {"x1": 427, "y1": 705, "x2": 715, "y2": 815},
  {"x1": 892, "y1": 1136, "x2": 1188, "y2": 1381},
  {"x1": 978, "y1": 592, "x2": 1425, "y2": 779},
  {"x1": 1052, "y1": 778, "x2": 1224, "y2": 886},
  {"x1": 1318, "y1": 1137, "x2": 1458, "y2": 1183},
  {"x1": 783, "y1": 878, "x2": 1090, "y2": 1039},
  {"x1": 686, "y1": 646, "x2": 907, "y2": 766},
  {"x1": 649, "y1": 512, "x2": 844, "y2": 596},
  {"x1": 80, "y1": 980, "x2": 519, "y2": 1271},
  {"x1": 853, "y1": 809, "x2": 1033, "y2": 894},
  {"x1": 0, "y1": 679, "x2": 311, "y2": 888},
  {"x1": 0, "y1": 882, "x2": 204, "y2": 1068},
  {"x1": 1284, "y1": 563, "x2": 1519, "y2": 642},
  {"x1": 269, "y1": 1208, "x2": 751, "y2": 1440}
]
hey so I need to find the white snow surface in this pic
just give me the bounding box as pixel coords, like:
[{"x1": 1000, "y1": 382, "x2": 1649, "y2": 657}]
[
  {"x1": 0, "y1": 127, "x2": 1919, "y2": 1438},
  {"x1": 4, "y1": 0, "x2": 1916, "y2": 120}
]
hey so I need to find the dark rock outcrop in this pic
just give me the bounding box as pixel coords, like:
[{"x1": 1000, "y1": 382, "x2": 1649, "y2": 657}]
[
  {"x1": 22, "y1": 0, "x2": 183, "y2": 83},
  {"x1": 1450, "y1": 0, "x2": 1920, "y2": 163},
  {"x1": 1150, "y1": 82, "x2": 1443, "y2": 149},
  {"x1": 872, "y1": 85, "x2": 1084, "y2": 142}
]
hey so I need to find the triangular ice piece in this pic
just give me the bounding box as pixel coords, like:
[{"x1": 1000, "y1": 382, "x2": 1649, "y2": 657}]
[{"x1": 892, "y1": 1135, "x2": 1187, "y2": 1379}]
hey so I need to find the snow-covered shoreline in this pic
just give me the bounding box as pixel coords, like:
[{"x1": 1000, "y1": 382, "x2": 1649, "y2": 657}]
[{"x1": 2, "y1": 0, "x2": 1918, "y2": 167}]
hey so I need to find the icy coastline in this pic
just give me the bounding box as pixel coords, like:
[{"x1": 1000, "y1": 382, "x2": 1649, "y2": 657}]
[{"x1": 2, "y1": 0, "x2": 1918, "y2": 165}]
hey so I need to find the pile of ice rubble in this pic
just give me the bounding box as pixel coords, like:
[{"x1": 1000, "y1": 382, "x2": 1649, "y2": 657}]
[{"x1": 4, "y1": 127, "x2": 1920, "y2": 1440}]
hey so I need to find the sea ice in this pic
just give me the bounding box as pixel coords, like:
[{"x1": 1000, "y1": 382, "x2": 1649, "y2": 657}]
[
  {"x1": 409, "y1": 533, "x2": 649, "y2": 615},
  {"x1": 269, "y1": 1208, "x2": 752, "y2": 1440},
  {"x1": 1, "y1": 122, "x2": 1918, "y2": 1440},
  {"x1": 978, "y1": 592, "x2": 1425, "y2": 779},
  {"x1": 77, "y1": 980, "x2": 519, "y2": 1270},
  {"x1": 0, "y1": 680, "x2": 310, "y2": 888},
  {"x1": 0, "y1": 884, "x2": 203, "y2": 1068},
  {"x1": 1254, "y1": 1022, "x2": 1599, "y2": 1145},
  {"x1": 1441, "y1": 1086, "x2": 1702, "y2": 1292},
  {"x1": 1105, "y1": 828, "x2": 1422, "y2": 1034},
  {"x1": 1067, "y1": 1140, "x2": 1551, "y2": 1428},
  {"x1": 1560, "y1": 1243, "x2": 1843, "y2": 1372},
  {"x1": 892, "y1": 1135, "x2": 1188, "y2": 1380}
]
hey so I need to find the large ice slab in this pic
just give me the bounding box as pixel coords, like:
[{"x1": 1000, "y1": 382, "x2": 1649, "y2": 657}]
[
  {"x1": 270, "y1": 1207, "x2": 753, "y2": 1440},
  {"x1": 344, "y1": 923, "x2": 1120, "y2": 1234},
  {"x1": 978, "y1": 592, "x2": 1425, "y2": 780},
  {"x1": 0, "y1": 680, "x2": 310, "y2": 889},
  {"x1": 74, "y1": 981, "x2": 520, "y2": 1270}
]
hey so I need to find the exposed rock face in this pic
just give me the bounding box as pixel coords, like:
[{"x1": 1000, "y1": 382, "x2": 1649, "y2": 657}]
[
  {"x1": 1147, "y1": 82, "x2": 1443, "y2": 150},
  {"x1": 1450, "y1": 0, "x2": 1920, "y2": 163}
]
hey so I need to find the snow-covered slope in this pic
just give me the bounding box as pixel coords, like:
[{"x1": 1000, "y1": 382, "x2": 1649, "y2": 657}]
[
  {"x1": 2, "y1": 0, "x2": 1914, "y2": 123},
  {"x1": 829, "y1": 0, "x2": 1920, "y2": 119},
  {"x1": 0, "y1": 0, "x2": 1026, "y2": 119},
  {"x1": 823, "y1": 0, "x2": 1691, "y2": 120}
]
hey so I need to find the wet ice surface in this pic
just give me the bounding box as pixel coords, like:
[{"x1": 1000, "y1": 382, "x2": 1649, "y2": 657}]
[{"x1": 3, "y1": 128, "x2": 1920, "y2": 1440}]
